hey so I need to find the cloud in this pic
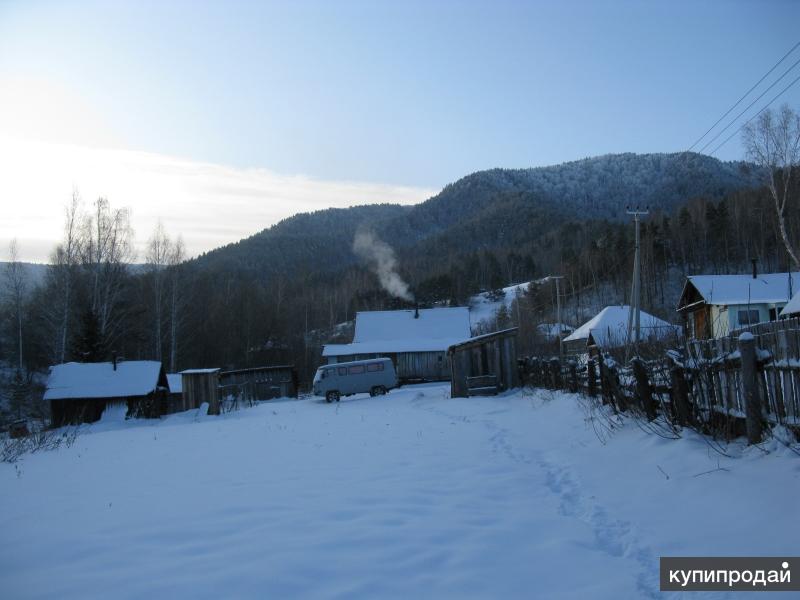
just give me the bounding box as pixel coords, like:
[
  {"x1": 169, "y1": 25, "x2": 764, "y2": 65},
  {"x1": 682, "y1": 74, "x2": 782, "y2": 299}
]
[{"x1": 0, "y1": 135, "x2": 437, "y2": 263}]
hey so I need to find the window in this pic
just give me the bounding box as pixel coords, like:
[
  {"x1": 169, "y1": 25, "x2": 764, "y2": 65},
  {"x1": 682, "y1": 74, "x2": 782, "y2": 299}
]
[
  {"x1": 738, "y1": 309, "x2": 760, "y2": 326},
  {"x1": 338, "y1": 367, "x2": 347, "y2": 376},
  {"x1": 348, "y1": 365, "x2": 365, "y2": 375},
  {"x1": 367, "y1": 362, "x2": 384, "y2": 372}
]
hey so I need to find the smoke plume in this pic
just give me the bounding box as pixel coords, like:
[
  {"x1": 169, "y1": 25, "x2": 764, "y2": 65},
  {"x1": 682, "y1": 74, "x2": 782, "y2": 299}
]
[{"x1": 352, "y1": 230, "x2": 414, "y2": 302}]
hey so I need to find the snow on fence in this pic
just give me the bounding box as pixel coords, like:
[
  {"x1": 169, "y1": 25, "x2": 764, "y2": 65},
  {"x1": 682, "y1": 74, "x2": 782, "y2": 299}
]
[{"x1": 520, "y1": 317, "x2": 800, "y2": 443}]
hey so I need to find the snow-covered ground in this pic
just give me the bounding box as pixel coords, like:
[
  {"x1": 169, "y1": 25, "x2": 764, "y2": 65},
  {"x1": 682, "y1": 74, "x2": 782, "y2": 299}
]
[{"x1": 1, "y1": 384, "x2": 797, "y2": 599}]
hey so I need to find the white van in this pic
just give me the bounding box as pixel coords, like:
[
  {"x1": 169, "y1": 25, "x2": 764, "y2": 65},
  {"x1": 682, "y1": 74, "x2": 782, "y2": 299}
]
[{"x1": 312, "y1": 358, "x2": 398, "y2": 403}]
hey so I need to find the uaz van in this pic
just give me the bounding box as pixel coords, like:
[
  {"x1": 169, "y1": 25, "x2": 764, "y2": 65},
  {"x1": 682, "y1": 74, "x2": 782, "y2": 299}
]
[{"x1": 312, "y1": 358, "x2": 398, "y2": 403}]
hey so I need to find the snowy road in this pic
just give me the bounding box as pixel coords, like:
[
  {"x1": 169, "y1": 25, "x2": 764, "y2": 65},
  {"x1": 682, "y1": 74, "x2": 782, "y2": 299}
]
[{"x1": 1, "y1": 383, "x2": 797, "y2": 599}]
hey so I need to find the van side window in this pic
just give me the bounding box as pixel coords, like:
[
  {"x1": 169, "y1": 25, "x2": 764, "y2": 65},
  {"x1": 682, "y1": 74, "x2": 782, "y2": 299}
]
[
  {"x1": 338, "y1": 367, "x2": 347, "y2": 376},
  {"x1": 348, "y1": 365, "x2": 365, "y2": 375},
  {"x1": 367, "y1": 363, "x2": 384, "y2": 372}
]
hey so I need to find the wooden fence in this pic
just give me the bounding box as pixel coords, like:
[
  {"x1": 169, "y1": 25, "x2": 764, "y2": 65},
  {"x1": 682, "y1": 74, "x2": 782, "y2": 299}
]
[{"x1": 520, "y1": 317, "x2": 800, "y2": 443}]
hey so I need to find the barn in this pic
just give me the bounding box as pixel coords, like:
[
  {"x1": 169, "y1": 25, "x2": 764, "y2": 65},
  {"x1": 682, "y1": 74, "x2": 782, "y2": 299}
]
[
  {"x1": 45, "y1": 360, "x2": 169, "y2": 426},
  {"x1": 322, "y1": 307, "x2": 472, "y2": 382}
]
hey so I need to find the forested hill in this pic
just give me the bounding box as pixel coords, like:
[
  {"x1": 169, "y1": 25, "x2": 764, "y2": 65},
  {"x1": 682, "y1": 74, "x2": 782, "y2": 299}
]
[{"x1": 193, "y1": 152, "x2": 760, "y2": 276}]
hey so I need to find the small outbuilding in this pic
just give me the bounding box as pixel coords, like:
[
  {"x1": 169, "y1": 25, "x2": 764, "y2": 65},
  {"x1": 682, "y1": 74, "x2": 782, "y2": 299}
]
[
  {"x1": 448, "y1": 328, "x2": 519, "y2": 398},
  {"x1": 45, "y1": 360, "x2": 169, "y2": 426},
  {"x1": 180, "y1": 368, "x2": 221, "y2": 415},
  {"x1": 219, "y1": 365, "x2": 298, "y2": 402}
]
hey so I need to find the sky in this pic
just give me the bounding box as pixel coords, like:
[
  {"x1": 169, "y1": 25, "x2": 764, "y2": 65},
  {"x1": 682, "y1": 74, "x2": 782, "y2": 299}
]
[{"x1": 1, "y1": 0, "x2": 799, "y2": 262}]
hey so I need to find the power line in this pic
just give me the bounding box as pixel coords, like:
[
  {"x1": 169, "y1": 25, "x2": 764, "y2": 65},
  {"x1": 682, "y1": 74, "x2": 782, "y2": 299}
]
[
  {"x1": 697, "y1": 53, "x2": 800, "y2": 155},
  {"x1": 688, "y1": 40, "x2": 800, "y2": 152},
  {"x1": 708, "y1": 71, "x2": 800, "y2": 156}
]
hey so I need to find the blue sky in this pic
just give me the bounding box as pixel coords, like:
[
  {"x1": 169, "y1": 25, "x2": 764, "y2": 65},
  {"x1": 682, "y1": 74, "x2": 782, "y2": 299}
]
[{"x1": 1, "y1": 0, "x2": 799, "y2": 260}]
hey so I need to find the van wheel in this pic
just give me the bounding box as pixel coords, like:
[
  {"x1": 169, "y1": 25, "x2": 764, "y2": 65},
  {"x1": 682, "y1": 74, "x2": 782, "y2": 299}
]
[
  {"x1": 326, "y1": 391, "x2": 339, "y2": 403},
  {"x1": 377, "y1": 386, "x2": 387, "y2": 395}
]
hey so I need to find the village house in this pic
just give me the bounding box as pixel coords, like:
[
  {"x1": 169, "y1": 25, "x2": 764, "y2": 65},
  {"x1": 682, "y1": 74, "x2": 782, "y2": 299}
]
[
  {"x1": 563, "y1": 305, "x2": 680, "y2": 355},
  {"x1": 322, "y1": 307, "x2": 472, "y2": 381},
  {"x1": 45, "y1": 360, "x2": 169, "y2": 426},
  {"x1": 676, "y1": 272, "x2": 798, "y2": 339}
]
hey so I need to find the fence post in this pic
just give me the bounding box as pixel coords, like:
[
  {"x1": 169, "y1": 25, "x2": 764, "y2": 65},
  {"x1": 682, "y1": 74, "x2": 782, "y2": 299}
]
[
  {"x1": 631, "y1": 357, "x2": 656, "y2": 421},
  {"x1": 739, "y1": 332, "x2": 763, "y2": 444},
  {"x1": 550, "y1": 358, "x2": 562, "y2": 389},
  {"x1": 670, "y1": 361, "x2": 691, "y2": 427},
  {"x1": 587, "y1": 358, "x2": 597, "y2": 398},
  {"x1": 568, "y1": 360, "x2": 578, "y2": 393},
  {"x1": 598, "y1": 355, "x2": 610, "y2": 405}
]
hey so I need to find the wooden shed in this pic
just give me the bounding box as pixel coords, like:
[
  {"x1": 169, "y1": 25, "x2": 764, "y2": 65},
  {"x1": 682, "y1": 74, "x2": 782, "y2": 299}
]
[
  {"x1": 219, "y1": 365, "x2": 298, "y2": 402},
  {"x1": 180, "y1": 368, "x2": 221, "y2": 415},
  {"x1": 45, "y1": 360, "x2": 168, "y2": 426},
  {"x1": 448, "y1": 328, "x2": 519, "y2": 398}
]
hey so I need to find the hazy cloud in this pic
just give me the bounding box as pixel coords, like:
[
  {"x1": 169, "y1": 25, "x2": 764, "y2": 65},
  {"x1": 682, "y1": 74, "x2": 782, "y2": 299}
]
[{"x1": 0, "y1": 136, "x2": 437, "y2": 263}]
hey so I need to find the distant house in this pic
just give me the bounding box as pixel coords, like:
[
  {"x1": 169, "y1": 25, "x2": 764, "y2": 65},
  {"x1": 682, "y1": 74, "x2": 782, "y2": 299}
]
[
  {"x1": 322, "y1": 307, "x2": 472, "y2": 381},
  {"x1": 780, "y1": 290, "x2": 800, "y2": 318},
  {"x1": 536, "y1": 322, "x2": 575, "y2": 340},
  {"x1": 563, "y1": 306, "x2": 680, "y2": 354},
  {"x1": 45, "y1": 360, "x2": 169, "y2": 426},
  {"x1": 676, "y1": 272, "x2": 798, "y2": 339}
]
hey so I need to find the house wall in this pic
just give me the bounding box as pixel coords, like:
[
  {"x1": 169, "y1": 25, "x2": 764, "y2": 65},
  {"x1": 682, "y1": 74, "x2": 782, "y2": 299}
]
[
  {"x1": 218, "y1": 367, "x2": 298, "y2": 401},
  {"x1": 326, "y1": 352, "x2": 451, "y2": 381},
  {"x1": 50, "y1": 394, "x2": 165, "y2": 426},
  {"x1": 706, "y1": 302, "x2": 788, "y2": 338}
]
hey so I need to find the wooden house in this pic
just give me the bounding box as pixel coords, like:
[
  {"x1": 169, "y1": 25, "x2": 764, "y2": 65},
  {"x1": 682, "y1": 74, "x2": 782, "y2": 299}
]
[
  {"x1": 563, "y1": 306, "x2": 680, "y2": 355},
  {"x1": 322, "y1": 307, "x2": 472, "y2": 382},
  {"x1": 448, "y1": 328, "x2": 519, "y2": 398},
  {"x1": 45, "y1": 360, "x2": 169, "y2": 426},
  {"x1": 677, "y1": 272, "x2": 797, "y2": 339},
  {"x1": 219, "y1": 365, "x2": 298, "y2": 402}
]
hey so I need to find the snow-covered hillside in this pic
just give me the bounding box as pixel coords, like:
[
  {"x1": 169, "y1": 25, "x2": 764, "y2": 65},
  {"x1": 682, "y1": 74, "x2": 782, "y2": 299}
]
[
  {"x1": 469, "y1": 282, "x2": 530, "y2": 330},
  {"x1": 1, "y1": 385, "x2": 797, "y2": 599}
]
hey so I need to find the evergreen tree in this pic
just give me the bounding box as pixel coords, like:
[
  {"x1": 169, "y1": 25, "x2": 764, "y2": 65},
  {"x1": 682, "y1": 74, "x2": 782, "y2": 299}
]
[{"x1": 72, "y1": 308, "x2": 106, "y2": 362}]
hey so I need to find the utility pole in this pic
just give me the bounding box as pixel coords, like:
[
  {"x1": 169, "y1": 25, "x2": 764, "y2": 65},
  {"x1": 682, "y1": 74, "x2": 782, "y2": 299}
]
[
  {"x1": 552, "y1": 275, "x2": 564, "y2": 362},
  {"x1": 625, "y1": 207, "x2": 648, "y2": 361}
]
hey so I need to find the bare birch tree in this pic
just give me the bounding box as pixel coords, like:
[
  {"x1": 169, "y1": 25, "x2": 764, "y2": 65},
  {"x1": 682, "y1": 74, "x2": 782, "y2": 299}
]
[
  {"x1": 80, "y1": 197, "x2": 135, "y2": 351},
  {"x1": 167, "y1": 235, "x2": 186, "y2": 372},
  {"x1": 45, "y1": 190, "x2": 83, "y2": 364},
  {"x1": 743, "y1": 104, "x2": 800, "y2": 269},
  {"x1": 4, "y1": 240, "x2": 27, "y2": 372},
  {"x1": 146, "y1": 221, "x2": 171, "y2": 361}
]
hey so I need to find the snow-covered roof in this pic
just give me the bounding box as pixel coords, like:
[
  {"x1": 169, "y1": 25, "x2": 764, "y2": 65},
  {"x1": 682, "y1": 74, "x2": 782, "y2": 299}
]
[
  {"x1": 180, "y1": 368, "x2": 220, "y2": 374},
  {"x1": 166, "y1": 374, "x2": 182, "y2": 394},
  {"x1": 324, "y1": 307, "x2": 471, "y2": 357},
  {"x1": 678, "y1": 273, "x2": 797, "y2": 308},
  {"x1": 44, "y1": 361, "x2": 166, "y2": 401},
  {"x1": 780, "y1": 291, "x2": 800, "y2": 317},
  {"x1": 563, "y1": 306, "x2": 680, "y2": 348}
]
